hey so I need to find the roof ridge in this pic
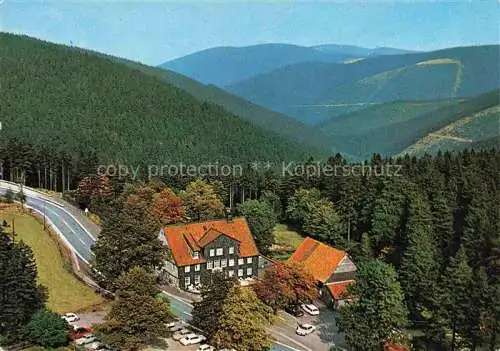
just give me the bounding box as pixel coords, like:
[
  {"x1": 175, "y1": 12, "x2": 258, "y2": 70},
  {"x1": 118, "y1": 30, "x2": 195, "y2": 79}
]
[
  {"x1": 198, "y1": 226, "x2": 218, "y2": 244},
  {"x1": 325, "y1": 279, "x2": 356, "y2": 286},
  {"x1": 301, "y1": 240, "x2": 320, "y2": 261}
]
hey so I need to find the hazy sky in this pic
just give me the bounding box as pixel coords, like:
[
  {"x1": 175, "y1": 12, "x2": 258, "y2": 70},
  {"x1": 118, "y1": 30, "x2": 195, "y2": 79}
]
[{"x1": 1, "y1": 1, "x2": 498, "y2": 65}]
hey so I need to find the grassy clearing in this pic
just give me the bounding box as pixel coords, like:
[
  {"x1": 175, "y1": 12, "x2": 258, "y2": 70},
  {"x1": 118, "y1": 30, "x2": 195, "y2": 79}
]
[
  {"x1": 273, "y1": 224, "x2": 304, "y2": 249},
  {"x1": 0, "y1": 204, "x2": 104, "y2": 313},
  {"x1": 269, "y1": 224, "x2": 304, "y2": 260}
]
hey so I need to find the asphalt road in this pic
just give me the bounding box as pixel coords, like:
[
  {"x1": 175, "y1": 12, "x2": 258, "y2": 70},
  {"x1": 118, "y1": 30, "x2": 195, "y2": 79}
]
[{"x1": 0, "y1": 181, "x2": 95, "y2": 263}]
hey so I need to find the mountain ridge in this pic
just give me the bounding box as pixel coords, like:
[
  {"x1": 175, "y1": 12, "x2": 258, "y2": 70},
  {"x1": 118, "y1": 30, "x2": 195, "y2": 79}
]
[{"x1": 159, "y1": 42, "x2": 414, "y2": 87}]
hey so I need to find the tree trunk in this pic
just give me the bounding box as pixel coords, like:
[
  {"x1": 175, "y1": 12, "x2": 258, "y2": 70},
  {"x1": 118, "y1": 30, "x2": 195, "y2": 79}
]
[
  {"x1": 61, "y1": 161, "x2": 65, "y2": 193},
  {"x1": 451, "y1": 314, "x2": 457, "y2": 351},
  {"x1": 229, "y1": 183, "x2": 233, "y2": 210}
]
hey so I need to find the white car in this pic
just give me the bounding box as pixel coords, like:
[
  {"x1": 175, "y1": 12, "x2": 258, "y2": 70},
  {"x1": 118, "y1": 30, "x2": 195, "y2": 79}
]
[
  {"x1": 62, "y1": 312, "x2": 79, "y2": 323},
  {"x1": 187, "y1": 285, "x2": 201, "y2": 294},
  {"x1": 173, "y1": 328, "x2": 192, "y2": 341},
  {"x1": 196, "y1": 345, "x2": 215, "y2": 351},
  {"x1": 168, "y1": 323, "x2": 184, "y2": 332},
  {"x1": 301, "y1": 303, "x2": 320, "y2": 316},
  {"x1": 179, "y1": 333, "x2": 206, "y2": 346},
  {"x1": 296, "y1": 323, "x2": 316, "y2": 336},
  {"x1": 74, "y1": 334, "x2": 96, "y2": 345},
  {"x1": 165, "y1": 321, "x2": 177, "y2": 329},
  {"x1": 86, "y1": 341, "x2": 106, "y2": 350}
]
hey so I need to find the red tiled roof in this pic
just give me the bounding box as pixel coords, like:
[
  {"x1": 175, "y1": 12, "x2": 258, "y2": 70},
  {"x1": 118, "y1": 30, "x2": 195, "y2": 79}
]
[
  {"x1": 184, "y1": 232, "x2": 200, "y2": 251},
  {"x1": 326, "y1": 280, "x2": 355, "y2": 300},
  {"x1": 164, "y1": 217, "x2": 259, "y2": 266},
  {"x1": 384, "y1": 342, "x2": 409, "y2": 351},
  {"x1": 288, "y1": 237, "x2": 347, "y2": 282}
]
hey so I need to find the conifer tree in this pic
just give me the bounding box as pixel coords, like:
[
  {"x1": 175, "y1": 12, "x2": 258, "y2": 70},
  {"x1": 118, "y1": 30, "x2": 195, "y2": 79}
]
[
  {"x1": 399, "y1": 194, "x2": 439, "y2": 321},
  {"x1": 336, "y1": 260, "x2": 409, "y2": 350},
  {"x1": 437, "y1": 246, "x2": 473, "y2": 351}
]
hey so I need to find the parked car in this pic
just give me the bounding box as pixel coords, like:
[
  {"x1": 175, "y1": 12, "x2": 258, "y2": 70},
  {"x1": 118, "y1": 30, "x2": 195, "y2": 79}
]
[
  {"x1": 165, "y1": 321, "x2": 177, "y2": 329},
  {"x1": 86, "y1": 341, "x2": 106, "y2": 350},
  {"x1": 301, "y1": 303, "x2": 320, "y2": 316},
  {"x1": 179, "y1": 333, "x2": 206, "y2": 346},
  {"x1": 70, "y1": 326, "x2": 92, "y2": 340},
  {"x1": 187, "y1": 285, "x2": 201, "y2": 294},
  {"x1": 296, "y1": 323, "x2": 316, "y2": 336},
  {"x1": 62, "y1": 312, "x2": 79, "y2": 323},
  {"x1": 196, "y1": 345, "x2": 215, "y2": 351},
  {"x1": 74, "y1": 334, "x2": 96, "y2": 345},
  {"x1": 168, "y1": 323, "x2": 184, "y2": 332},
  {"x1": 285, "y1": 304, "x2": 304, "y2": 317},
  {"x1": 173, "y1": 328, "x2": 192, "y2": 341}
]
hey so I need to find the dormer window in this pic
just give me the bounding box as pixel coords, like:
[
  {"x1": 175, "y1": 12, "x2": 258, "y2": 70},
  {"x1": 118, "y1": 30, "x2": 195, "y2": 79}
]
[{"x1": 193, "y1": 251, "x2": 199, "y2": 259}]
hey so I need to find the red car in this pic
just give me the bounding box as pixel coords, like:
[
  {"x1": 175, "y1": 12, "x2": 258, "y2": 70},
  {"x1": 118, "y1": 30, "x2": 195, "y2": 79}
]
[{"x1": 70, "y1": 326, "x2": 92, "y2": 340}]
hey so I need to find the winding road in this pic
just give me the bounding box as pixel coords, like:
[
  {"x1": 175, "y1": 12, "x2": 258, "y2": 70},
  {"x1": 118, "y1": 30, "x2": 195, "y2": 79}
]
[{"x1": 0, "y1": 181, "x2": 96, "y2": 263}]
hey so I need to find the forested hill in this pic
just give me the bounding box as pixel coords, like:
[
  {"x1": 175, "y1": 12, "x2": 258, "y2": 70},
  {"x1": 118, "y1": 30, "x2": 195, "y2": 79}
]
[
  {"x1": 0, "y1": 33, "x2": 322, "y2": 167},
  {"x1": 88, "y1": 52, "x2": 335, "y2": 154}
]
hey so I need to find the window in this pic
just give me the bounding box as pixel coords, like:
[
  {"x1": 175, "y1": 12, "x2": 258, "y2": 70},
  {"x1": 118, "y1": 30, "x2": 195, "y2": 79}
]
[
  {"x1": 185, "y1": 266, "x2": 190, "y2": 273},
  {"x1": 207, "y1": 261, "x2": 213, "y2": 269},
  {"x1": 193, "y1": 251, "x2": 199, "y2": 259},
  {"x1": 229, "y1": 246, "x2": 234, "y2": 254},
  {"x1": 184, "y1": 276, "x2": 190, "y2": 287},
  {"x1": 247, "y1": 257, "x2": 253, "y2": 264},
  {"x1": 194, "y1": 275, "x2": 201, "y2": 285},
  {"x1": 209, "y1": 249, "x2": 215, "y2": 257},
  {"x1": 247, "y1": 267, "x2": 253, "y2": 276},
  {"x1": 221, "y1": 259, "x2": 227, "y2": 267},
  {"x1": 228, "y1": 259, "x2": 235, "y2": 267},
  {"x1": 216, "y1": 248, "x2": 223, "y2": 256},
  {"x1": 238, "y1": 269, "x2": 243, "y2": 277},
  {"x1": 214, "y1": 260, "x2": 220, "y2": 268},
  {"x1": 238, "y1": 258, "x2": 244, "y2": 265},
  {"x1": 195, "y1": 264, "x2": 200, "y2": 271},
  {"x1": 228, "y1": 270, "x2": 234, "y2": 277}
]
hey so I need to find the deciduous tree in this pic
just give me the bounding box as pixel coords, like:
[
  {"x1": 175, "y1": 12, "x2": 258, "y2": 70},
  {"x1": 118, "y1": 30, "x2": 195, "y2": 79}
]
[
  {"x1": 181, "y1": 179, "x2": 224, "y2": 221},
  {"x1": 150, "y1": 188, "x2": 185, "y2": 225},
  {"x1": 91, "y1": 207, "x2": 166, "y2": 285},
  {"x1": 237, "y1": 199, "x2": 277, "y2": 254},
  {"x1": 212, "y1": 285, "x2": 274, "y2": 351},
  {"x1": 191, "y1": 271, "x2": 237, "y2": 340},
  {"x1": 94, "y1": 267, "x2": 174, "y2": 351},
  {"x1": 253, "y1": 261, "x2": 317, "y2": 312}
]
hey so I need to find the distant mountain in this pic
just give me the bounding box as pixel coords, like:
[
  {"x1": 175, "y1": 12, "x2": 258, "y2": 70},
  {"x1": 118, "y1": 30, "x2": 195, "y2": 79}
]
[
  {"x1": 225, "y1": 45, "x2": 500, "y2": 125},
  {"x1": 318, "y1": 90, "x2": 499, "y2": 160},
  {"x1": 159, "y1": 43, "x2": 414, "y2": 87},
  {"x1": 312, "y1": 44, "x2": 417, "y2": 57},
  {"x1": 0, "y1": 33, "x2": 324, "y2": 166},
  {"x1": 159, "y1": 44, "x2": 352, "y2": 86}
]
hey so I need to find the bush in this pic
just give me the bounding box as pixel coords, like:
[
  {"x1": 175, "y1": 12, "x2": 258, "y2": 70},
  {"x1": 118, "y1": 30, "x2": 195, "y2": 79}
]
[{"x1": 22, "y1": 310, "x2": 70, "y2": 348}]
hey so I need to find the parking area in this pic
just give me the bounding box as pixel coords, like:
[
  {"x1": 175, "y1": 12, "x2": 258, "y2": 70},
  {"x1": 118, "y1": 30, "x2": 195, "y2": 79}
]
[{"x1": 272, "y1": 302, "x2": 345, "y2": 351}]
